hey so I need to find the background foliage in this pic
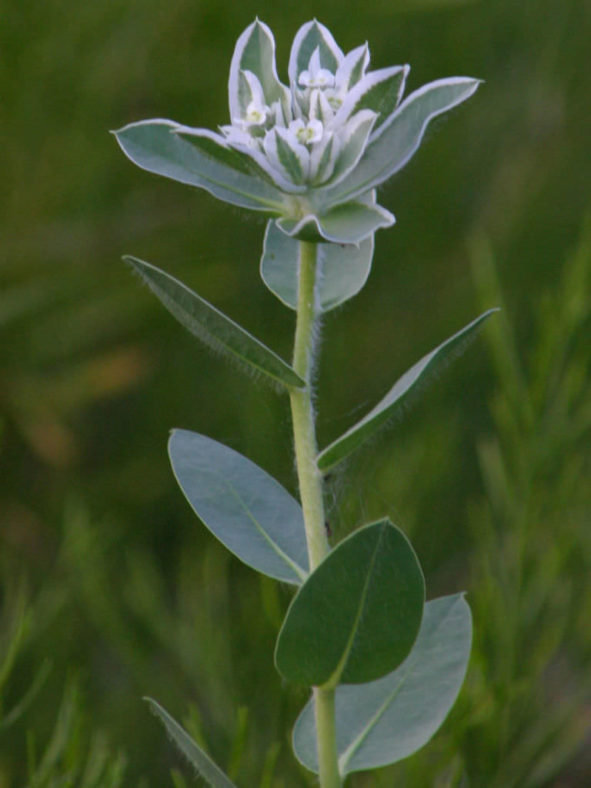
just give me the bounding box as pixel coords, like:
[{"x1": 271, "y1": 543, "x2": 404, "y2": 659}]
[{"x1": 1, "y1": 0, "x2": 589, "y2": 784}]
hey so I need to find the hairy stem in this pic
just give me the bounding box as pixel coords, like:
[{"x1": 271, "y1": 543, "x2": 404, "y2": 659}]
[
  {"x1": 290, "y1": 241, "x2": 328, "y2": 569},
  {"x1": 289, "y1": 241, "x2": 340, "y2": 788}
]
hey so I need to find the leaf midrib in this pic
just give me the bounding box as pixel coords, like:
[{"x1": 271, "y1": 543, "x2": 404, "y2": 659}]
[
  {"x1": 131, "y1": 258, "x2": 305, "y2": 389},
  {"x1": 318, "y1": 310, "x2": 495, "y2": 470},
  {"x1": 321, "y1": 525, "x2": 385, "y2": 688},
  {"x1": 338, "y1": 599, "x2": 456, "y2": 774},
  {"x1": 222, "y1": 478, "x2": 308, "y2": 583}
]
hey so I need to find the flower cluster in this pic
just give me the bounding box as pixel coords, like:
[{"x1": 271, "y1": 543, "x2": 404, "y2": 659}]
[
  {"x1": 213, "y1": 22, "x2": 407, "y2": 193},
  {"x1": 115, "y1": 20, "x2": 479, "y2": 245}
]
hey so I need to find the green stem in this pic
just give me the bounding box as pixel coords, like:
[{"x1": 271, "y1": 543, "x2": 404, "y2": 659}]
[
  {"x1": 290, "y1": 241, "x2": 329, "y2": 570},
  {"x1": 314, "y1": 686, "x2": 341, "y2": 788},
  {"x1": 289, "y1": 241, "x2": 340, "y2": 788}
]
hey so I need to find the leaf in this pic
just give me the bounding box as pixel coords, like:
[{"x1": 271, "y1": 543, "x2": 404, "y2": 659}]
[
  {"x1": 169, "y1": 430, "x2": 309, "y2": 584},
  {"x1": 310, "y1": 129, "x2": 340, "y2": 183},
  {"x1": 329, "y1": 110, "x2": 377, "y2": 187},
  {"x1": 288, "y1": 21, "x2": 343, "y2": 90},
  {"x1": 334, "y1": 66, "x2": 409, "y2": 133},
  {"x1": 274, "y1": 520, "x2": 424, "y2": 687},
  {"x1": 146, "y1": 699, "x2": 238, "y2": 788},
  {"x1": 264, "y1": 128, "x2": 309, "y2": 185},
  {"x1": 320, "y1": 77, "x2": 481, "y2": 205},
  {"x1": 125, "y1": 256, "x2": 305, "y2": 391},
  {"x1": 277, "y1": 199, "x2": 394, "y2": 245},
  {"x1": 317, "y1": 309, "x2": 498, "y2": 472},
  {"x1": 113, "y1": 119, "x2": 285, "y2": 212},
  {"x1": 335, "y1": 44, "x2": 370, "y2": 94},
  {"x1": 292, "y1": 594, "x2": 472, "y2": 775},
  {"x1": 229, "y1": 20, "x2": 289, "y2": 120},
  {"x1": 260, "y1": 221, "x2": 374, "y2": 312}
]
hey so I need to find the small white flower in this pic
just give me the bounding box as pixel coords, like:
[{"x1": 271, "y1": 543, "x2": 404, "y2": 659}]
[
  {"x1": 210, "y1": 22, "x2": 414, "y2": 198},
  {"x1": 116, "y1": 18, "x2": 480, "y2": 244},
  {"x1": 299, "y1": 48, "x2": 335, "y2": 89},
  {"x1": 289, "y1": 118, "x2": 324, "y2": 145},
  {"x1": 240, "y1": 71, "x2": 270, "y2": 127},
  {"x1": 245, "y1": 100, "x2": 267, "y2": 126}
]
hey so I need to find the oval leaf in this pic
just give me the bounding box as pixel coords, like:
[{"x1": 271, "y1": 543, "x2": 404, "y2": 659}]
[
  {"x1": 146, "y1": 699, "x2": 238, "y2": 788},
  {"x1": 125, "y1": 256, "x2": 305, "y2": 391},
  {"x1": 318, "y1": 309, "x2": 498, "y2": 472},
  {"x1": 292, "y1": 594, "x2": 472, "y2": 775},
  {"x1": 169, "y1": 430, "x2": 309, "y2": 584},
  {"x1": 260, "y1": 221, "x2": 373, "y2": 312},
  {"x1": 275, "y1": 520, "x2": 424, "y2": 687},
  {"x1": 113, "y1": 119, "x2": 284, "y2": 212}
]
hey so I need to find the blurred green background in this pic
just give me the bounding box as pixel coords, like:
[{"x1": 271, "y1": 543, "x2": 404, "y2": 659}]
[{"x1": 1, "y1": 0, "x2": 590, "y2": 785}]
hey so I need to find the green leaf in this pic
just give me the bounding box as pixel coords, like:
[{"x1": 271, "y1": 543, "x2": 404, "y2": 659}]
[
  {"x1": 113, "y1": 119, "x2": 285, "y2": 212},
  {"x1": 337, "y1": 44, "x2": 369, "y2": 94},
  {"x1": 292, "y1": 594, "x2": 472, "y2": 775},
  {"x1": 125, "y1": 256, "x2": 305, "y2": 391},
  {"x1": 320, "y1": 77, "x2": 481, "y2": 204},
  {"x1": 336, "y1": 66, "x2": 408, "y2": 134},
  {"x1": 169, "y1": 430, "x2": 309, "y2": 585},
  {"x1": 260, "y1": 221, "x2": 373, "y2": 312},
  {"x1": 329, "y1": 110, "x2": 377, "y2": 186},
  {"x1": 275, "y1": 520, "x2": 424, "y2": 687},
  {"x1": 289, "y1": 21, "x2": 342, "y2": 88},
  {"x1": 271, "y1": 129, "x2": 308, "y2": 185},
  {"x1": 277, "y1": 199, "x2": 394, "y2": 245},
  {"x1": 330, "y1": 110, "x2": 378, "y2": 183},
  {"x1": 318, "y1": 309, "x2": 498, "y2": 472},
  {"x1": 146, "y1": 699, "x2": 238, "y2": 788},
  {"x1": 229, "y1": 20, "x2": 289, "y2": 120}
]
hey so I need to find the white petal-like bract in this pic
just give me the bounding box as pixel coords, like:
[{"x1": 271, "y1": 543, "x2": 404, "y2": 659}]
[{"x1": 119, "y1": 19, "x2": 480, "y2": 244}]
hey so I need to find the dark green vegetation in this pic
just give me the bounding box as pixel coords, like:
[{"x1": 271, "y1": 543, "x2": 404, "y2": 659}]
[{"x1": 1, "y1": 0, "x2": 590, "y2": 784}]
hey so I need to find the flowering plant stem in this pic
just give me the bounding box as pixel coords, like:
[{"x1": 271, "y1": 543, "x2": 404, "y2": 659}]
[
  {"x1": 116, "y1": 21, "x2": 485, "y2": 784},
  {"x1": 289, "y1": 240, "x2": 340, "y2": 787}
]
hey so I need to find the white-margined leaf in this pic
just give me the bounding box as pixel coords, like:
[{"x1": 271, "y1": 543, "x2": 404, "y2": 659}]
[
  {"x1": 310, "y1": 131, "x2": 340, "y2": 184},
  {"x1": 309, "y1": 89, "x2": 336, "y2": 127},
  {"x1": 329, "y1": 110, "x2": 377, "y2": 186},
  {"x1": 334, "y1": 65, "x2": 409, "y2": 133},
  {"x1": 219, "y1": 133, "x2": 306, "y2": 194},
  {"x1": 114, "y1": 119, "x2": 285, "y2": 212},
  {"x1": 174, "y1": 121, "x2": 304, "y2": 194},
  {"x1": 288, "y1": 20, "x2": 343, "y2": 91},
  {"x1": 277, "y1": 198, "x2": 394, "y2": 244},
  {"x1": 264, "y1": 128, "x2": 310, "y2": 185},
  {"x1": 320, "y1": 77, "x2": 481, "y2": 205},
  {"x1": 229, "y1": 19, "x2": 290, "y2": 120},
  {"x1": 335, "y1": 44, "x2": 370, "y2": 94}
]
